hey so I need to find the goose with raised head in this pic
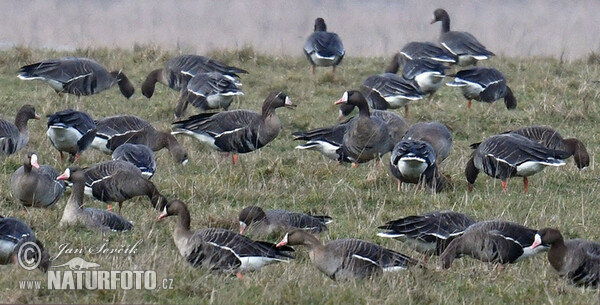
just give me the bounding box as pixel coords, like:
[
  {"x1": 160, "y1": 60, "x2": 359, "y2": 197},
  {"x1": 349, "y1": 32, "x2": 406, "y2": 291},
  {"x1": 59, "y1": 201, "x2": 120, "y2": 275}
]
[
  {"x1": 11, "y1": 152, "x2": 65, "y2": 209},
  {"x1": 0, "y1": 104, "x2": 40, "y2": 155},
  {"x1": 112, "y1": 143, "x2": 156, "y2": 179},
  {"x1": 0, "y1": 216, "x2": 50, "y2": 272},
  {"x1": 303, "y1": 17, "x2": 345, "y2": 74},
  {"x1": 174, "y1": 71, "x2": 244, "y2": 118},
  {"x1": 46, "y1": 109, "x2": 96, "y2": 163},
  {"x1": 238, "y1": 206, "x2": 332, "y2": 237},
  {"x1": 447, "y1": 67, "x2": 517, "y2": 109}
]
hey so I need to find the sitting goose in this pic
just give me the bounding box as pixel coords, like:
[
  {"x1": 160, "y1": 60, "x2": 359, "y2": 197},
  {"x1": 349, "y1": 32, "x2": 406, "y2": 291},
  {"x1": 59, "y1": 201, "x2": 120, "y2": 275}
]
[
  {"x1": 158, "y1": 200, "x2": 293, "y2": 276},
  {"x1": 431, "y1": 8, "x2": 494, "y2": 66},
  {"x1": 404, "y1": 121, "x2": 453, "y2": 163},
  {"x1": 0, "y1": 104, "x2": 40, "y2": 155},
  {"x1": 112, "y1": 143, "x2": 156, "y2": 179},
  {"x1": 174, "y1": 71, "x2": 244, "y2": 118},
  {"x1": 18, "y1": 57, "x2": 134, "y2": 99},
  {"x1": 238, "y1": 206, "x2": 332, "y2": 237},
  {"x1": 276, "y1": 230, "x2": 418, "y2": 281},
  {"x1": 400, "y1": 41, "x2": 457, "y2": 64},
  {"x1": 303, "y1": 17, "x2": 345, "y2": 74},
  {"x1": 447, "y1": 67, "x2": 517, "y2": 109},
  {"x1": 389, "y1": 139, "x2": 443, "y2": 192},
  {"x1": 171, "y1": 91, "x2": 295, "y2": 165},
  {"x1": 0, "y1": 216, "x2": 50, "y2": 272},
  {"x1": 531, "y1": 228, "x2": 600, "y2": 287},
  {"x1": 46, "y1": 109, "x2": 96, "y2": 162},
  {"x1": 91, "y1": 115, "x2": 188, "y2": 165},
  {"x1": 142, "y1": 54, "x2": 247, "y2": 99},
  {"x1": 11, "y1": 153, "x2": 66, "y2": 209},
  {"x1": 57, "y1": 167, "x2": 133, "y2": 231},
  {"x1": 466, "y1": 133, "x2": 571, "y2": 192}
]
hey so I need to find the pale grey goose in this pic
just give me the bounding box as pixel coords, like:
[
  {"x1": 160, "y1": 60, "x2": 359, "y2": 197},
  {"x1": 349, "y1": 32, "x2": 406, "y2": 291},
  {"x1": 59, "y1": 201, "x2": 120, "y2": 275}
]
[
  {"x1": 174, "y1": 71, "x2": 244, "y2": 118},
  {"x1": 0, "y1": 104, "x2": 40, "y2": 155},
  {"x1": 11, "y1": 152, "x2": 65, "y2": 209},
  {"x1": 403, "y1": 121, "x2": 453, "y2": 163},
  {"x1": 112, "y1": 143, "x2": 156, "y2": 179},
  {"x1": 0, "y1": 216, "x2": 50, "y2": 272},
  {"x1": 46, "y1": 109, "x2": 96, "y2": 163},
  {"x1": 447, "y1": 67, "x2": 517, "y2": 109},
  {"x1": 400, "y1": 41, "x2": 457, "y2": 64},
  {"x1": 238, "y1": 206, "x2": 332, "y2": 237},
  {"x1": 303, "y1": 17, "x2": 345, "y2": 74},
  {"x1": 389, "y1": 139, "x2": 443, "y2": 192}
]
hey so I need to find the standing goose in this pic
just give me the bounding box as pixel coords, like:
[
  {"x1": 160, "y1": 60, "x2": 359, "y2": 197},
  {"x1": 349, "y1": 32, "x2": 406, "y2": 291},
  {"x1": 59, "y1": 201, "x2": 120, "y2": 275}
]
[
  {"x1": 174, "y1": 72, "x2": 244, "y2": 118},
  {"x1": 112, "y1": 143, "x2": 156, "y2": 179},
  {"x1": 18, "y1": 57, "x2": 134, "y2": 99},
  {"x1": 447, "y1": 67, "x2": 517, "y2": 109},
  {"x1": 362, "y1": 69, "x2": 423, "y2": 117},
  {"x1": 171, "y1": 91, "x2": 295, "y2": 165},
  {"x1": 466, "y1": 133, "x2": 571, "y2": 192},
  {"x1": 91, "y1": 115, "x2": 188, "y2": 165},
  {"x1": 401, "y1": 58, "x2": 448, "y2": 95},
  {"x1": 431, "y1": 8, "x2": 494, "y2": 66},
  {"x1": 0, "y1": 216, "x2": 50, "y2": 272},
  {"x1": 238, "y1": 206, "x2": 332, "y2": 237},
  {"x1": 400, "y1": 41, "x2": 457, "y2": 64},
  {"x1": 158, "y1": 200, "x2": 293, "y2": 276},
  {"x1": 0, "y1": 104, "x2": 40, "y2": 155},
  {"x1": 389, "y1": 139, "x2": 442, "y2": 192},
  {"x1": 46, "y1": 109, "x2": 96, "y2": 162},
  {"x1": 57, "y1": 167, "x2": 134, "y2": 231},
  {"x1": 142, "y1": 54, "x2": 247, "y2": 99},
  {"x1": 531, "y1": 228, "x2": 600, "y2": 287},
  {"x1": 403, "y1": 121, "x2": 453, "y2": 163},
  {"x1": 11, "y1": 153, "x2": 66, "y2": 209},
  {"x1": 276, "y1": 230, "x2": 418, "y2": 281},
  {"x1": 303, "y1": 17, "x2": 345, "y2": 74}
]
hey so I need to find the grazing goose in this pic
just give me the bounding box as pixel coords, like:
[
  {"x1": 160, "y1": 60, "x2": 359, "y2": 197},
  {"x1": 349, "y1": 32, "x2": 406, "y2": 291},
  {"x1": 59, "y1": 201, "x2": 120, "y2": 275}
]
[
  {"x1": 293, "y1": 121, "x2": 351, "y2": 163},
  {"x1": 11, "y1": 153, "x2": 65, "y2": 209},
  {"x1": 404, "y1": 121, "x2": 453, "y2": 163},
  {"x1": 276, "y1": 230, "x2": 418, "y2": 281},
  {"x1": 171, "y1": 91, "x2": 295, "y2": 165},
  {"x1": 363, "y1": 68, "x2": 423, "y2": 117},
  {"x1": 304, "y1": 17, "x2": 345, "y2": 74},
  {"x1": 174, "y1": 72, "x2": 244, "y2": 118},
  {"x1": 46, "y1": 109, "x2": 96, "y2": 162},
  {"x1": 377, "y1": 211, "x2": 477, "y2": 255},
  {"x1": 389, "y1": 139, "x2": 442, "y2": 192},
  {"x1": 238, "y1": 206, "x2": 332, "y2": 236},
  {"x1": 91, "y1": 115, "x2": 188, "y2": 165},
  {"x1": 447, "y1": 67, "x2": 517, "y2": 109},
  {"x1": 400, "y1": 41, "x2": 457, "y2": 64},
  {"x1": 142, "y1": 54, "x2": 247, "y2": 99},
  {"x1": 158, "y1": 200, "x2": 293, "y2": 276},
  {"x1": 466, "y1": 133, "x2": 571, "y2": 192},
  {"x1": 57, "y1": 167, "x2": 134, "y2": 231},
  {"x1": 508, "y1": 126, "x2": 589, "y2": 169},
  {"x1": 0, "y1": 104, "x2": 40, "y2": 155},
  {"x1": 401, "y1": 58, "x2": 448, "y2": 95},
  {"x1": 440, "y1": 220, "x2": 548, "y2": 268},
  {"x1": 18, "y1": 57, "x2": 134, "y2": 99},
  {"x1": 0, "y1": 216, "x2": 50, "y2": 272},
  {"x1": 531, "y1": 228, "x2": 600, "y2": 287},
  {"x1": 112, "y1": 143, "x2": 156, "y2": 179},
  {"x1": 431, "y1": 8, "x2": 494, "y2": 66}
]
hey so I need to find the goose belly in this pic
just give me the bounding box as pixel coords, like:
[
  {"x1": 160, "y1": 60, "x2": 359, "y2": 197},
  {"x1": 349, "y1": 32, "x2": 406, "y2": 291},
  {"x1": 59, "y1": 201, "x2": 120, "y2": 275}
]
[
  {"x1": 385, "y1": 96, "x2": 413, "y2": 108},
  {"x1": 295, "y1": 140, "x2": 340, "y2": 160},
  {"x1": 456, "y1": 55, "x2": 489, "y2": 67},
  {"x1": 90, "y1": 137, "x2": 112, "y2": 154},
  {"x1": 396, "y1": 158, "x2": 428, "y2": 179},
  {"x1": 459, "y1": 82, "x2": 484, "y2": 100},
  {"x1": 47, "y1": 126, "x2": 82, "y2": 153},
  {"x1": 414, "y1": 72, "x2": 444, "y2": 94},
  {"x1": 516, "y1": 244, "x2": 549, "y2": 262},
  {"x1": 0, "y1": 240, "x2": 16, "y2": 264},
  {"x1": 309, "y1": 53, "x2": 337, "y2": 66},
  {"x1": 206, "y1": 95, "x2": 235, "y2": 109},
  {"x1": 172, "y1": 130, "x2": 220, "y2": 151},
  {"x1": 238, "y1": 256, "x2": 286, "y2": 271},
  {"x1": 516, "y1": 161, "x2": 549, "y2": 177}
]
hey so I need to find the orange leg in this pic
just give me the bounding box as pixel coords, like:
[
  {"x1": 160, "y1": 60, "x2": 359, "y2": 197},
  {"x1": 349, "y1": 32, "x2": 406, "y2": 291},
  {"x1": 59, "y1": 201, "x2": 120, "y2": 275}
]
[
  {"x1": 501, "y1": 180, "x2": 508, "y2": 192},
  {"x1": 467, "y1": 183, "x2": 473, "y2": 192},
  {"x1": 332, "y1": 66, "x2": 337, "y2": 74},
  {"x1": 397, "y1": 179, "x2": 402, "y2": 191},
  {"x1": 74, "y1": 153, "x2": 80, "y2": 164},
  {"x1": 523, "y1": 177, "x2": 529, "y2": 193},
  {"x1": 107, "y1": 204, "x2": 113, "y2": 212},
  {"x1": 351, "y1": 162, "x2": 359, "y2": 168},
  {"x1": 489, "y1": 103, "x2": 494, "y2": 109},
  {"x1": 311, "y1": 66, "x2": 315, "y2": 75},
  {"x1": 467, "y1": 100, "x2": 472, "y2": 109},
  {"x1": 236, "y1": 272, "x2": 244, "y2": 280},
  {"x1": 232, "y1": 154, "x2": 239, "y2": 165}
]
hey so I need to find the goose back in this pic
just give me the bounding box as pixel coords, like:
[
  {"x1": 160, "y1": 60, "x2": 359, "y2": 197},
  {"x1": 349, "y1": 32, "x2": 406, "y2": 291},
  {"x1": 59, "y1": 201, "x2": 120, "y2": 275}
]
[
  {"x1": 404, "y1": 121, "x2": 453, "y2": 162},
  {"x1": 112, "y1": 143, "x2": 156, "y2": 178},
  {"x1": 175, "y1": 72, "x2": 243, "y2": 117},
  {"x1": 238, "y1": 206, "x2": 331, "y2": 236},
  {"x1": 303, "y1": 18, "x2": 345, "y2": 68},
  {"x1": 400, "y1": 41, "x2": 457, "y2": 63},
  {"x1": 46, "y1": 109, "x2": 96, "y2": 159}
]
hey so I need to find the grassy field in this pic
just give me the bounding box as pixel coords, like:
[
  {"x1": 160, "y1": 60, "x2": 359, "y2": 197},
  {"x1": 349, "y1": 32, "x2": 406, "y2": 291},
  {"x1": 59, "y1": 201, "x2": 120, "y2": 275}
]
[{"x1": 0, "y1": 45, "x2": 599, "y2": 304}]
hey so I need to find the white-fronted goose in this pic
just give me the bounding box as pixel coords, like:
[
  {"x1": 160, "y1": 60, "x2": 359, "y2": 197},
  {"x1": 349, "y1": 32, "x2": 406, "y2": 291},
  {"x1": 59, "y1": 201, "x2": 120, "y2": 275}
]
[
  {"x1": 11, "y1": 152, "x2": 66, "y2": 209},
  {"x1": 91, "y1": 115, "x2": 188, "y2": 165},
  {"x1": 276, "y1": 230, "x2": 418, "y2": 280},
  {"x1": 142, "y1": 55, "x2": 247, "y2": 99},
  {"x1": 377, "y1": 211, "x2": 477, "y2": 256},
  {"x1": 112, "y1": 143, "x2": 156, "y2": 179},
  {"x1": 362, "y1": 70, "x2": 423, "y2": 117},
  {"x1": 57, "y1": 167, "x2": 134, "y2": 231},
  {"x1": 508, "y1": 126, "x2": 589, "y2": 169},
  {"x1": 0, "y1": 105, "x2": 40, "y2": 155},
  {"x1": 531, "y1": 228, "x2": 600, "y2": 287},
  {"x1": 400, "y1": 41, "x2": 457, "y2": 64},
  {"x1": 46, "y1": 109, "x2": 96, "y2": 162},
  {"x1": 401, "y1": 58, "x2": 448, "y2": 95},
  {"x1": 304, "y1": 17, "x2": 345, "y2": 74},
  {"x1": 466, "y1": 133, "x2": 571, "y2": 192},
  {"x1": 404, "y1": 121, "x2": 453, "y2": 163},
  {"x1": 0, "y1": 216, "x2": 50, "y2": 272},
  {"x1": 174, "y1": 72, "x2": 244, "y2": 118},
  {"x1": 171, "y1": 91, "x2": 295, "y2": 165},
  {"x1": 159, "y1": 200, "x2": 293, "y2": 276},
  {"x1": 447, "y1": 67, "x2": 517, "y2": 109},
  {"x1": 18, "y1": 57, "x2": 134, "y2": 99},
  {"x1": 238, "y1": 206, "x2": 332, "y2": 236},
  {"x1": 389, "y1": 139, "x2": 443, "y2": 192},
  {"x1": 292, "y1": 121, "x2": 351, "y2": 163},
  {"x1": 431, "y1": 8, "x2": 494, "y2": 66},
  {"x1": 440, "y1": 220, "x2": 548, "y2": 268}
]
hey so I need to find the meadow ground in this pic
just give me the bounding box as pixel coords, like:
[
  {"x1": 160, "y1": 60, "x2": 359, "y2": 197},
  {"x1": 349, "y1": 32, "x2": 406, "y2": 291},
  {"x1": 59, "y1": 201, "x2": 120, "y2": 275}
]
[{"x1": 0, "y1": 46, "x2": 600, "y2": 304}]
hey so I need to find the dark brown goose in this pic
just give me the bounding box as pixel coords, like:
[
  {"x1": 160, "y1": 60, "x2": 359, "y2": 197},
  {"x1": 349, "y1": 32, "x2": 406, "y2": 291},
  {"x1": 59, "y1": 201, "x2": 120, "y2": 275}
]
[
  {"x1": 11, "y1": 153, "x2": 65, "y2": 209},
  {"x1": 238, "y1": 206, "x2": 332, "y2": 236},
  {"x1": 0, "y1": 105, "x2": 40, "y2": 155},
  {"x1": 0, "y1": 216, "x2": 50, "y2": 272},
  {"x1": 46, "y1": 109, "x2": 96, "y2": 163},
  {"x1": 404, "y1": 121, "x2": 453, "y2": 163},
  {"x1": 447, "y1": 67, "x2": 517, "y2": 109},
  {"x1": 303, "y1": 17, "x2": 345, "y2": 74}
]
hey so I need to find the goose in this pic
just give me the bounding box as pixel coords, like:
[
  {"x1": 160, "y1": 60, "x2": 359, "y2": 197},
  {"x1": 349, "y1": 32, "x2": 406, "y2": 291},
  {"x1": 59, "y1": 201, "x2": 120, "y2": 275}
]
[
  {"x1": 401, "y1": 58, "x2": 448, "y2": 95},
  {"x1": 57, "y1": 167, "x2": 134, "y2": 231},
  {"x1": 0, "y1": 216, "x2": 50, "y2": 272},
  {"x1": 91, "y1": 115, "x2": 188, "y2": 165},
  {"x1": 362, "y1": 67, "x2": 423, "y2": 117},
  {"x1": 292, "y1": 121, "x2": 351, "y2": 163},
  {"x1": 46, "y1": 109, "x2": 96, "y2": 162},
  {"x1": 18, "y1": 57, "x2": 134, "y2": 99},
  {"x1": 466, "y1": 133, "x2": 571, "y2": 192},
  {"x1": 171, "y1": 91, "x2": 295, "y2": 165},
  {"x1": 158, "y1": 200, "x2": 293, "y2": 277},
  {"x1": 303, "y1": 17, "x2": 345, "y2": 74},
  {"x1": 142, "y1": 54, "x2": 247, "y2": 99},
  {"x1": 431, "y1": 8, "x2": 494, "y2": 66},
  {"x1": 531, "y1": 228, "x2": 600, "y2": 287},
  {"x1": 276, "y1": 230, "x2": 418, "y2": 281},
  {"x1": 389, "y1": 139, "x2": 443, "y2": 192},
  {"x1": 11, "y1": 152, "x2": 66, "y2": 209},
  {"x1": 400, "y1": 41, "x2": 457, "y2": 64},
  {"x1": 238, "y1": 206, "x2": 332, "y2": 237},
  {"x1": 174, "y1": 72, "x2": 244, "y2": 118},
  {"x1": 112, "y1": 143, "x2": 156, "y2": 179},
  {"x1": 377, "y1": 211, "x2": 477, "y2": 255},
  {"x1": 447, "y1": 67, "x2": 517, "y2": 109},
  {"x1": 403, "y1": 121, "x2": 453, "y2": 163},
  {"x1": 0, "y1": 104, "x2": 40, "y2": 155}
]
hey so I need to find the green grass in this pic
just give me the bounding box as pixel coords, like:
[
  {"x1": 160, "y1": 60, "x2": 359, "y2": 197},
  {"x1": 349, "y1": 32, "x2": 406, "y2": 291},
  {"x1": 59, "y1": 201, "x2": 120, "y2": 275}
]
[{"x1": 1, "y1": 45, "x2": 600, "y2": 304}]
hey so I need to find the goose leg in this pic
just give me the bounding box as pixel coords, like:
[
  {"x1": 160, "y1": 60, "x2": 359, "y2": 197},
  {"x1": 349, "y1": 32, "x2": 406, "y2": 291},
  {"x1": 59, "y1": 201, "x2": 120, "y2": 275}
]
[
  {"x1": 232, "y1": 154, "x2": 239, "y2": 165},
  {"x1": 404, "y1": 105, "x2": 409, "y2": 118},
  {"x1": 489, "y1": 103, "x2": 494, "y2": 109},
  {"x1": 107, "y1": 204, "x2": 113, "y2": 212},
  {"x1": 523, "y1": 177, "x2": 529, "y2": 193},
  {"x1": 332, "y1": 66, "x2": 336, "y2": 74},
  {"x1": 236, "y1": 272, "x2": 244, "y2": 280},
  {"x1": 501, "y1": 180, "x2": 508, "y2": 192},
  {"x1": 59, "y1": 151, "x2": 64, "y2": 162},
  {"x1": 118, "y1": 202, "x2": 123, "y2": 214},
  {"x1": 74, "y1": 153, "x2": 80, "y2": 164},
  {"x1": 467, "y1": 183, "x2": 473, "y2": 192},
  {"x1": 467, "y1": 100, "x2": 472, "y2": 109},
  {"x1": 311, "y1": 65, "x2": 315, "y2": 75},
  {"x1": 397, "y1": 179, "x2": 402, "y2": 191},
  {"x1": 351, "y1": 162, "x2": 359, "y2": 168}
]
